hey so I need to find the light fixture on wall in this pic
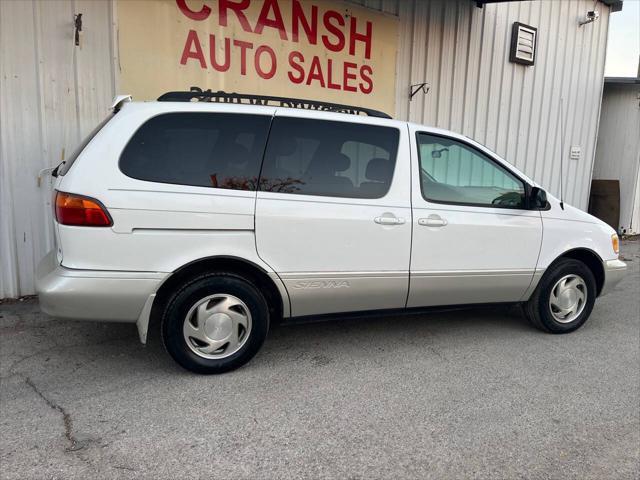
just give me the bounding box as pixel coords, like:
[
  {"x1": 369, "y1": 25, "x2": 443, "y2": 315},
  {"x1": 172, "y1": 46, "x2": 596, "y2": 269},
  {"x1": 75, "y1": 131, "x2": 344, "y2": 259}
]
[{"x1": 579, "y1": 10, "x2": 600, "y2": 27}]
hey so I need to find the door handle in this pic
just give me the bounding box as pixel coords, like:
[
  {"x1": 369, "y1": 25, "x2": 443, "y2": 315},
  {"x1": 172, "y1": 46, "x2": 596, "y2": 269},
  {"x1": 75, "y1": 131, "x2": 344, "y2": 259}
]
[
  {"x1": 418, "y1": 216, "x2": 448, "y2": 227},
  {"x1": 374, "y1": 216, "x2": 405, "y2": 225}
]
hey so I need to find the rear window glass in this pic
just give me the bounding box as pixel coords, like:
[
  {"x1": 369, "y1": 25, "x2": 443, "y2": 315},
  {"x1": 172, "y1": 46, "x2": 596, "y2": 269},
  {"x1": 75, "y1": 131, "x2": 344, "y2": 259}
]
[
  {"x1": 59, "y1": 114, "x2": 113, "y2": 175},
  {"x1": 259, "y1": 117, "x2": 399, "y2": 199},
  {"x1": 119, "y1": 113, "x2": 271, "y2": 190}
]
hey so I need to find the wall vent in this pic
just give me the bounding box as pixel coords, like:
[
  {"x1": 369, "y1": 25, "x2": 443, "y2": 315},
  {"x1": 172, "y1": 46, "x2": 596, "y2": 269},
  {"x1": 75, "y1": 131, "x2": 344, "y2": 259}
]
[{"x1": 510, "y1": 22, "x2": 537, "y2": 66}]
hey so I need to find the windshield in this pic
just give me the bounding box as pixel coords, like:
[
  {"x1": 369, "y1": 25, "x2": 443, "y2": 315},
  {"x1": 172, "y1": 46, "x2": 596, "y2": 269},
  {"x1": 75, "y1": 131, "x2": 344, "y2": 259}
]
[{"x1": 58, "y1": 114, "x2": 113, "y2": 175}]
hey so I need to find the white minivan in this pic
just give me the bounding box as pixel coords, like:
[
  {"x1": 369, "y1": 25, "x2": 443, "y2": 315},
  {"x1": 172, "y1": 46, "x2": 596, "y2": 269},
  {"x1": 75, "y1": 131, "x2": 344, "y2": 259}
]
[{"x1": 36, "y1": 91, "x2": 626, "y2": 373}]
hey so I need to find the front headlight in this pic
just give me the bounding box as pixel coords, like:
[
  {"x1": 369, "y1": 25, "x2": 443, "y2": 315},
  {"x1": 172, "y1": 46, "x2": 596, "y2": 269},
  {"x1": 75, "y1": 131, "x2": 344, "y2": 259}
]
[{"x1": 611, "y1": 234, "x2": 620, "y2": 256}]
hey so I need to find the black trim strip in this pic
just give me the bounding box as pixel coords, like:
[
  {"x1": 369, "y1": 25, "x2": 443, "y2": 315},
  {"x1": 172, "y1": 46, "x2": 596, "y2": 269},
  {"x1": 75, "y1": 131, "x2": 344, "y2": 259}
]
[{"x1": 158, "y1": 88, "x2": 392, "y2": 119}]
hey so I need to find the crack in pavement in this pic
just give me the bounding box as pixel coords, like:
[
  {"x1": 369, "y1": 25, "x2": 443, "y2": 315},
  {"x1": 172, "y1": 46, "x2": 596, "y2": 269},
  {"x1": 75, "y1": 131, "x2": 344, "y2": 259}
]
[
  {"x1": 23, "y1": 375, "x2": 82, "y2": 452},
  {"x1": 1, "y1": 334, "x2": 133, "y2": 379}
]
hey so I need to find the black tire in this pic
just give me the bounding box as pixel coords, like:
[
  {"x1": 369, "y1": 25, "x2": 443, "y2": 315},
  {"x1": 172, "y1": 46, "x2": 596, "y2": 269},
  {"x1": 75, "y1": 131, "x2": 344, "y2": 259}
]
[
  {"x1": 523, "y1": 258, "x2": 597, "y2": 333},
  {"x1": 161, "y1": 273, "x2": 269, "y2": 374}
]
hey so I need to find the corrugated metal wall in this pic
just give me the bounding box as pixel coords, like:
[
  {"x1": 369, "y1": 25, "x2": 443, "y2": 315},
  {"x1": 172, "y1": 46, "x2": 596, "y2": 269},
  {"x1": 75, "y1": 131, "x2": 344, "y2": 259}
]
[
  {"x1": 633, "y1": 168, "x2": 640, "y2": 236},
  {"x1": 352, "y1": 0, "x2": 610, "y2": 210},
  {"x1": 0, "y1": 0, "x2": 612, "y2": 298},
  {"x1": 592, "y1": 82, "x2": 640, "y2": 234},
  {"x1": 0, "y1": 0, "x2": 116, "y2": 298}
]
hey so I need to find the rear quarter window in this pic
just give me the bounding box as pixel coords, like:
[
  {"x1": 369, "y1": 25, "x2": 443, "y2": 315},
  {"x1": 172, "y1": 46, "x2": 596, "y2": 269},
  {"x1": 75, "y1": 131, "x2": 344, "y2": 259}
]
[
  {"x1": 58, "y1": 114, "x2": 114, "y2": 175},
  {"x1": 119, "y1": 112, "x2": 271, "y2": 190}
]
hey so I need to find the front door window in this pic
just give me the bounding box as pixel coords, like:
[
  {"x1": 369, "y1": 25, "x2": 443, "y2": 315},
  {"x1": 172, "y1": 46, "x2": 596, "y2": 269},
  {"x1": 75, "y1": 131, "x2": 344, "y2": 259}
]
[{"x1": 416, "y1": 133, "x2": 526, "y2": 209}]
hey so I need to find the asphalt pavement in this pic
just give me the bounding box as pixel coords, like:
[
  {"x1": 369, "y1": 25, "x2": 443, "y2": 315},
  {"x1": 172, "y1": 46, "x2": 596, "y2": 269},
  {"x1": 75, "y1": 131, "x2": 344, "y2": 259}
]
[{"x1": 1, "y1": 239, "x2": 638, "y2": 479}]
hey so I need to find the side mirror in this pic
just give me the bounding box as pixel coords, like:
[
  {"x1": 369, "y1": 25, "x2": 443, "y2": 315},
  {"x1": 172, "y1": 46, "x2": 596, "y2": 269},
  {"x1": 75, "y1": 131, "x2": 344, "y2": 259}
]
[
  {"x1": 529, "y1": 187, "x2": 547, "y2": 209},
  {"x1": 431, "y1": 148, "x2": 449, "y2": 159}
]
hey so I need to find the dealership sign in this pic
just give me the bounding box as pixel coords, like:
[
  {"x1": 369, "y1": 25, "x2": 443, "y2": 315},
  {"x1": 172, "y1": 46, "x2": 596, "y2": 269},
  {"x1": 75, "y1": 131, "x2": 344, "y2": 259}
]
[{"x1": 117, "y1": 0, "x2": 398, "y2": 114}]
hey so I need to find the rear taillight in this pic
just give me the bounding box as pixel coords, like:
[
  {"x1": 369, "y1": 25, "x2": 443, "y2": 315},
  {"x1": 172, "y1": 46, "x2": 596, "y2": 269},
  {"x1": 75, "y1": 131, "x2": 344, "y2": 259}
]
[{"x1": 54, "y1": 191, "x2": 112, "y2": 227}]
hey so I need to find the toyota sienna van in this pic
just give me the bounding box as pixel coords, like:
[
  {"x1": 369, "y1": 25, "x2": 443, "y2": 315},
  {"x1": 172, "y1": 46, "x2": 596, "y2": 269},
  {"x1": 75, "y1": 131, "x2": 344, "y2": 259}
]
[{"x1": 36, "y1": 91, "x2": 626, "y2": 373}]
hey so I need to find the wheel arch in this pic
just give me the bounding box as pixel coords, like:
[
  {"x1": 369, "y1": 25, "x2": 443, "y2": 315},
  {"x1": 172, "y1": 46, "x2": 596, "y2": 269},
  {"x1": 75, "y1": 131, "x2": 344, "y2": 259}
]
[
  {"x1": 148, "y1": 256, "x2": 288, "y2": 340},
  {"x1": 551, "y1": 248, "x2": 605, "y2": 296}
]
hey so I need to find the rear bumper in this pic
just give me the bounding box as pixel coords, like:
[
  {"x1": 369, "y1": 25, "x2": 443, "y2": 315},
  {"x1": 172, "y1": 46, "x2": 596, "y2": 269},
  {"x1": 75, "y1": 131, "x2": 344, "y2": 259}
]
[
  {"x1": 600, "y1": 258, "x2": 627, "y2": 296},
  {"x1": 35, "y1": 250, "x2": 165, "y2": 323}
]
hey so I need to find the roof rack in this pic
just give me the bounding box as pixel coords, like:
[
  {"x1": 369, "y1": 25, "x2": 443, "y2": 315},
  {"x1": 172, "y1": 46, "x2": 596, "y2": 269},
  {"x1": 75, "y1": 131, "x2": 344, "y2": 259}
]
[{"x1": 157, "y1": 88, "x2": 392, "y2": 119}]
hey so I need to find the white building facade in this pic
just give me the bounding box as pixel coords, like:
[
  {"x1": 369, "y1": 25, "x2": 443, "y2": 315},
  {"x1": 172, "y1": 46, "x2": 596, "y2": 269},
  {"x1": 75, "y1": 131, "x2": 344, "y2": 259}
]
[{"x1": 0, "y1": 0, "x2": 622, "y2": 298}]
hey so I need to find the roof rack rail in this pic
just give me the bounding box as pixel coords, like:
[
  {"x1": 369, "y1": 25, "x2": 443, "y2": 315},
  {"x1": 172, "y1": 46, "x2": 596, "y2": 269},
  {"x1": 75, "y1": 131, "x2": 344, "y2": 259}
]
[{"x1": 157, "y1": 87, "x2": 392, "y2": 119}]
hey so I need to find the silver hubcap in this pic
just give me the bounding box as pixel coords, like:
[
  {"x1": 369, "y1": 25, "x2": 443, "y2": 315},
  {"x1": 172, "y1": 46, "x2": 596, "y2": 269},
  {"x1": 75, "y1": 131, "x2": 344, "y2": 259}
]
[
  {"x1": 549, "y1": 274, "x2": 587, "y2": 323},
  {"x1": 183, "y1": 294, "x2": 252, "y2": 359}
]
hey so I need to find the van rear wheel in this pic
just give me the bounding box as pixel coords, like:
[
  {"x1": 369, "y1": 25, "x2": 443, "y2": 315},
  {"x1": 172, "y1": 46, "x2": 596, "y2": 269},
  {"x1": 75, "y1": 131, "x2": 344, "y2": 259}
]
[
  {"x1": 161, "y1": 273, "x2": 269, "y2": 374},
  {"x1": 523, "y1": 258, "x2": 597, "y2": 333}
]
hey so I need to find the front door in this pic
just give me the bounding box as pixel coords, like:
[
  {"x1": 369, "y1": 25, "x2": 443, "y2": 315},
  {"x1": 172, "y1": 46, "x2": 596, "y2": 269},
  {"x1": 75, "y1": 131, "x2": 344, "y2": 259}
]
[
  {"x1": 255, "y1": 112, "x2": 412, "y2": 317},
  {"x1": 408, "y1": 128, "x2": 543, "y2": 307}
]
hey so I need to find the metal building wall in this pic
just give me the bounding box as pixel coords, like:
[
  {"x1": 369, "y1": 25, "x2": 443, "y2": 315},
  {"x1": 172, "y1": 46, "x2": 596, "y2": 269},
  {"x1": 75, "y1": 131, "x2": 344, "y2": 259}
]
[
  {"x1": 351, "y1": 0, "x2": 610, "y2": 208},
  {"x1": 1, "y1": 0, "x2": 611, "y2": 298},
  {"x1": 632, "y1": 169, "x2": 640, "y2": 236},
  {"x1": 592, "y1": 82, "x2": 640, "y2": 234},
  {"x1": 391, "y1": 0, "x2": 610, "y2": 212},
  {"x1": 0, "y1": 0, "x2": 116, "y2": 298}
]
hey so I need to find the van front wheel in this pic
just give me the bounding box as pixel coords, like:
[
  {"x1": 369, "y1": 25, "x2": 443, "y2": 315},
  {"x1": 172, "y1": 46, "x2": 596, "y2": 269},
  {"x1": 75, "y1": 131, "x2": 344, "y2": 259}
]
[
  {"x1": 523, "y1": 258, "x2": 597, "y2": 334},
  {"x1": 162, "y1": 273, "x2": 269, "y2": 374}
]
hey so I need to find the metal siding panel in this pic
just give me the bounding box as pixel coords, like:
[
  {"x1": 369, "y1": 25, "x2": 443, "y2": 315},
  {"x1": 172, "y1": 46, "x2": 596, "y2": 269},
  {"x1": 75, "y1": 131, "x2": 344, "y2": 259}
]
[
  {"x1": 437, "y1": 1, "x2": 457, "y2": 129},
  {"x1": 483, "y1": 3, "x2": 509, "y2": 153},
  {"x1": 473, "y1": 5, "x2": 495, "y2": 144},
  {"x1": 578, "y1": 6, "x2": 610, "y2": 210},
  {"x1": 461, "y1": 4, "x2": 483, "y2": 137},
  {"x1": 1, "y1": 0, "x2": 45, "y2": 298},
  {"x1": 394, "y1": 0, "x2": 414, "y2": 119},
  {"x1": 381, "y1": 0, "x2": 399, "y2": 16},
  {"x1": 632, "y1": 169, "x2": 640, "y2": 235},
  {"x1": 563, "y1": 1, "x2": 596, "y2": 209},
  {"x1": 534, "y1": 0, "x2": 563, "y2": 194},
  {"x1": 521, "y1": 1, "x2": 552, "y2": 178},
  {"x1": 0, "y1": 1, "x2": 21, "y2": 298},
  {"x1": 409, "y1": 0, "x2": 430, "y2": 123},
  {"x1": 0, "y1": 0, "x2": 115, "y2": 297},
  {"x1": 593, "y1": 84, "x2": 640, "y2": 233},
  {"x1": 346, "y1": 0, "x2": 399, "y2": 16},
  {"x1": 424, "y1": 0, "x2": 445, "y2": 126},
  {"x1": 35, "y1": 0, "x2": 81, "y2": 274},
  {"x1": 75, "y1": 0, "x2": 116, "y2": 135},
  {"x1": 498, "y1": 2, "x2": 522, "y2": 164},
  {"x1": 449, "y1": 2, "x2": 470, "y2": 135},
  {"x1": 511, "y1": 0, "x2": 537, "y2": 173},
  {"x1": 396, "y1": 0, "x2": 608, "y2": 211},
  {"x1": 368, "y1": 0, "x2": 383, "y2": 14},
  {"x1": 565, "y1": 0, "x2": 589, "y2": 204},
  {"x1": 570, "y1": 2, "x2": 599, "y2": 205},
  {"x1": 544, "y1": 1, "x2": 573, "y2": 202}
]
